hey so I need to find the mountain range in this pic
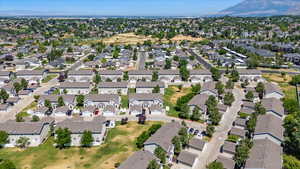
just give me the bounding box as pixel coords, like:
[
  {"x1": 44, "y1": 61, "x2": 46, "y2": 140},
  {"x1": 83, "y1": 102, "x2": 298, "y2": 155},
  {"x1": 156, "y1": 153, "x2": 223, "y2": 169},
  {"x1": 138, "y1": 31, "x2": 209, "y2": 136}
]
[{"x1": 219, "y1": 0, "x2": 300, "y2": 16}]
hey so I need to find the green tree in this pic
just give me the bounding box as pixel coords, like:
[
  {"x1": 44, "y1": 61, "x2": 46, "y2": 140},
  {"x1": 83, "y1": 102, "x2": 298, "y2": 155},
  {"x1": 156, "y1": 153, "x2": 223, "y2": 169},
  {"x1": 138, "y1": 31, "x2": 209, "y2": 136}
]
[
  {"x1": 231, "y1": 70, "x2": 240, "y2": 82},
  {"x1": 154, "y1": 146, "x2": 166, "y2": 164},
  {"x1": 179, "y1": 127, "x2": 189, "y2": 147},
  {"x1": 255, "y1": 103, "x2": 266, "y2": 115},
  {"x1": 152, "y1": 85, "x2": 160, "y2": 93},
  {"x1": 13, "y1": 82, "x2": 22, "y2": 94},
  {"x1": 31, "y1": 115, "x2": 40, "y2": 122},
  {"x1": 234, "y1": 139, "x2": 252, "y2": 168},
  {"x1": 283, "y1": 155, "x2": 300, "y2": 169},
  {"x1": 180, "y1": 66, "x2": 190, "y2": 81},
  {"x1": 246, "y1": 114, "x2": 257, "y2": 135},
  {"x1": 191, "y1": 107, "x2": 201, "y2": 121},
  {"x1": 172, "y1": 136, "x2": 182, "y2": 155},
  {"x1": 81, "y1": 130, "x2": 94, "y2": 147},
  {"x1": 57, "y1": 96, "x2": 65, "y2": 107},
  {"x1": 55, "y1": 128, "x2": 71, "y2": 149},
  {"x1": 147, "y1": 160, "x2": 160, "y2": 169},
  {"x1": 255, "y1": 82, "x2": 265, "y2": 99},
  {"x1": 164, "y1": 59, "x2": 172, "y2": 69},
  {"x1": 93, "y1": 74, "x2": 101, "y2": 84},
  {"x1": 123, "y1": 71, "x2": 129, "y2": 81},
  {"x1": 0, "y1": 89, "x2": 9, "y2": 103},
  {"x1": 76, "y1": 95, "x2": 85, "y2": 107},
  {"x1": 15, "y1": 113, "x2": 25, "y2": 122},
  {"x1": 215, "y1": 82, "x2": 224, "y2": 96},
  {"x1": 207, "y1": 161, "x2": 225, "y2": 169},
  {"x1": 210, "y1": 67, "x2": 221, "y2": 81},
  {"x1": 20, "y1": 78, "x2": 28, "y2": 89},
  {"x1": 225, "y1": 80, "x2": 234, "y2": 89},
  {"x1": 283, "y1": 98, "x2": 300, "y2": 114},
  {"x1": 44, "y1": 99, "x2": 52, "y2": 109},
  {"x1": 224, "y1": 92, "x2": 235, "y2": 106},
  {"x1": 0, "y1": 131, "x2": 9, "y2": 146},
  {"x1": 283, "y1": 112, "x2": 300, "y2": 158},
  {"x1": 191, "y1": 84, "x2": 201, "y2": 94},
  {"x1": 16, "y1": 137, "x2": 30, "y2": 148},
  {"x1": 0, "y1": 159, "x2": 16, "y2": 169},
  {"x1": 87, "y1": 54, "x2": 96, "y2": 61},
  {"x1": 245, "y1": 91, "x2": 254, "y2": 101},
  {"x1": 152, "y1": 71, "x2": 158, "y2": 81},
  {"x1": 206, "y1": 124, "x2": 215, "y2": 137}
]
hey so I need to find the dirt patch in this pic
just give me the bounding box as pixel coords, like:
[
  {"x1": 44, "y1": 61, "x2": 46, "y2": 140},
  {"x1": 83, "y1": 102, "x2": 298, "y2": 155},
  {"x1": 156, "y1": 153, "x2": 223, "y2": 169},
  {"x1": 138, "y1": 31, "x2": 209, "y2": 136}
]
[
  {"x1": 170, "y1": 86, "x2": 192, "y2": 104},
  {"x1": 262, "y1": 73, "x2": 292, "y2": 83},
  {"x1": 171, "y1": 35, "x2": 204, "y2": 42}
]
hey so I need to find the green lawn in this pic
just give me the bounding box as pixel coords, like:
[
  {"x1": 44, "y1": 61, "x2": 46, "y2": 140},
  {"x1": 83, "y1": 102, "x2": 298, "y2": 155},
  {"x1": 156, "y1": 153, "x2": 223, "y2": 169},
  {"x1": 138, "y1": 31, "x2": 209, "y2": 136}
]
[
  {"x1": 0, "y1": 122, "x2": 161, "y2": 169},
  {"x1": 121, "y1": 95, "x2": 129, "y2": 108},
  {"x1": 42, "y1": 74, "x2": 58, "y2": 83},
  {"x1": 164, "y1": 86, "x2": 180, "y2": 117},
  {"x1": 21, "y1": 102, "x2": 37, "y2": 113}
]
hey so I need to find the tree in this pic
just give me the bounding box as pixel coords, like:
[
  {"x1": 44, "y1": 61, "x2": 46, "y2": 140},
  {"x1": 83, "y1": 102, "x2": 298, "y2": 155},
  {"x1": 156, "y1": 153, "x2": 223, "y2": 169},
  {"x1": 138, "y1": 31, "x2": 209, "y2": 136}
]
[
  {"x1": 31, "y1": 115, "x2": 40, "y2": 122},
  {"x1": 207, "y1": 161, "x2": 225, "y2": 169},
  {"x1": 231, "y1": 70, "x2": 240, "y2": 82},
  {"x1": 15, "y1": 113, "x2": 24, "y2": 122},
  {"x1": 179, "y1": 127, "x2": 189, "y2": 147},
  {"x1": 87, "y1": 54, "x2": 96, "y2": 61},
  {"x1": 246, "y1": 114, "x2": 257, "y2": 135},
  {"x1": 44, "y1": 99, "x2": 52, "y2": 109},
  {"x1": 245, "y1": 91, "x2": 254, "y2": 101},
  {"x1": 180, "y1": 66, "x2": 190, "y2": 81},
  {"x1": 191, "y1": 107, "x2": 201, "y2": 121},
  {"x1": 164, "y1": 59, "x2": 172, "y2": 69},
  {"x1": 16, "y1": 137, "x2": 30, "y2": 148},
  {"x1": 76, "y1": 95, "x2": 85, "y2": 107},
  {"x1": 0, "y1": 159, "x2": 16, "y2": 169},
  {"x1": 210, "y1": 108, "x2": 222, "y2": 125},
  {"x1": 123, "y1": 71, "x2": 129, "y2": 81},
  {"x1": 255, "y1": 82, "x2": 265, "y2": 99},
  {"x1": 55, "y1": 128, "x2": 71, "y2": 149},
  {"x1": 0, "y1": 131, "x2": 8, "y2": 146},
  {"x1": 283, "y1": 155, "x2": 300, "y2": 169},
  {"x1": 81, "y1": 130, "x2": 94, "y2": 147},
  {"x1": 191, "y1": 84, "x2": 201, "y2": 94},
  {"x1": 154, "y1": 146, "x2": 166, "y2": 164},
  {"x1": 225, "y1": 80, "x2": 234, "y2": 89},
  {"x1": 152, "y1": 85, "x2": 160, "y2": 93},
  {"x1": 290, "y1": 75, "x2": 300, "y2": 85},
  {"x1": 255, "y1": 103, "x2": 266, "y2": 115},
  {"x1": 210, "y1": 67, "x2": 221, "y2": 81},
  {"x1": 152, "y1": 71, "x2": 158, "y2": 81},
  {"x1": 234, "y1": 139, "x2": 252, "y2": 168},
  {"x1": 283, "y1": 98, "x2": 300, "y2": 114},
  {"x1": 13, "y1": 82, "x2": 22, "y2": 94},
  {"x1": 224, "y1": 92, "x2": 235, "y2": 106},
  {"x1": 147, "y1": 160, "x2": 160, "y2": 169},
  {"x1": 93, "y1": 74, "x2": 101, "y2": 84},
  {"x1": 0, "y1": 89, "x2": 9, "y2": 103},
  {"x1": 20, "y1": 78, "x2": 28, "y2": 89},
  {"x1": 206, "y1": 96, "x2": 218, "y2": 112},
  {"x1": 283, "y1": 112, "x2": 300, "y2": 159},
  {"x1": 57, "y1": 96, "x2": 65, "y2": 107},
  {"x1": 172, "y1": 136, "x2": 182, "y2": 155},
  {"x1": 206, "y1": 124, "x2": 215, "y2": 137},
  {"x1": 215, "y1": 82, "x2": 224, "y2": 96}
]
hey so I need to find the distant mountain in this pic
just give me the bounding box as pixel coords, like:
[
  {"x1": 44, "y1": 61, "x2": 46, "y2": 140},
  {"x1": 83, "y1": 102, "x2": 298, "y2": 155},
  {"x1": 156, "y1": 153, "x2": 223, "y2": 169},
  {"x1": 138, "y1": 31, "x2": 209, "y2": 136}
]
[{"x1": 219, "y1": 0, "x2": 300, "y2": 16}]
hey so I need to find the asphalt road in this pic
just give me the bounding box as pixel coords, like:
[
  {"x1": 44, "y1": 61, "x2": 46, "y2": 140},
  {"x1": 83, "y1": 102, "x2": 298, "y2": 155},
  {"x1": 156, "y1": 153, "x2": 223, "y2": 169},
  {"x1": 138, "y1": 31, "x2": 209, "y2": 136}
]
[{"x1": 137, "y1": 51, "x2": 146, "y2": 70}]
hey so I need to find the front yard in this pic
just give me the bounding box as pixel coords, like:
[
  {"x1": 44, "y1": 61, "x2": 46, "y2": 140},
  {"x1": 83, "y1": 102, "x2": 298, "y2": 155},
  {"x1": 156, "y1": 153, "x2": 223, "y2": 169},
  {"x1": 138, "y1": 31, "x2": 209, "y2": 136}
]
[
  {"x1": 0, "y1": 122, "x2": 161, "y2": 169},
  {"x1": 42, "y1": 74, "x2": 58, "y2": 83}
]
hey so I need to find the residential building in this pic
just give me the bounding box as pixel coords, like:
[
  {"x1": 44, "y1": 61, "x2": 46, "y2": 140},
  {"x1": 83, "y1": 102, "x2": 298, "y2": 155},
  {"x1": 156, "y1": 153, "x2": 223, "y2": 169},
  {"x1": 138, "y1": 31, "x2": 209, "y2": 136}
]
[
  {"x1": 67, "y1": 70, "x2": 94, "y2": 82},
  {"x1": 58, "y1": 82, "x2": 91, "y2": 95},
  {"x1": 177, "y1": 151, "x2": 199, "y2": 169},
  {"x1": 128, "y1": 70, "x2": 153, "y2": 83},
  {"x1": 99, "y1": 70, "x2": 123, "y2": 82},
  {"x1": 118, "y1": 150, "x2": 160, "y2": 169},
  {"x1": 264, "y1": 82, "x2": 284, "y2": 99},
  {"x1": 136, "y1": 81, "x2": 165, "y2": 94}
]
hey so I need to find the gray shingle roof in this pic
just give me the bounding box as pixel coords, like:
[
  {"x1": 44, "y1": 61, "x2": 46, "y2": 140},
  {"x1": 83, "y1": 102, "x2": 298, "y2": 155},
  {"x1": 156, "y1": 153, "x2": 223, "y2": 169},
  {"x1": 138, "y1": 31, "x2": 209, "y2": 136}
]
[
  {"x1": 254, "y1": 114, "x2": 283, "y2": 142},
  {"x1": 118, "y1": 150, "x2": 157, "y2": 169},
  {"x1": 144, "y1": 122, "x2": 181, "y2": 152},
  {"x1": 229, "y1": 127, "x2": 246, "y2": 138},
  {"x1": 136, "y1": 82, "x2": 165, "y2": 88},
  {"x1": 264, "y1": 82, "x2": 284, "y2": 96},
  {"x1": 245, "y1": 139, "x2": 282, "y2": 169},
  {"x1": 128, "y1": 70, "x2": 153, "y2": 75},
  {"x1": 56, "y1": 117, "x2": 106, "y2": 134},
  {"x1": 188, "y1": 94, "x2": 209, "y2": 111},
  {"x1": 16, "y1": 70, "x2": 44, "y2": 76},
  {"x1": 0, "y1": 121, "x2": 49, "y2": 135},
  {"x1": 158, "y1": 70, "x2": 180, "y2": 75},
  {"x1": 59, "y1": 82, "x2": 90, "y2": 89},
  {"x1": 189, "y1": 138, "x2": 206, "y2": 151},
  {"x1": 234, "y1": 118, "x2": 247, "y2": 128},
  {"x1": 0, "y1": 71, "x2": 11, "y2": 77},
  {"x1": 217, "y1": 156, "x2": 235, "y2": 169},
  {"x1": 99, "y1": 70, "x2": 123, "y2": 75},
  {"x1": 129, "y1": 93, "x2": 163, "y2": 102},
  {"x1": 98, "y1": 82, "x2": 128, "y2": 88},
  {"x1": 177, "y1": 151, "x2": 198, "y2": 167},
  {"x1": 261, "y1": 98, "x2": 284, "y2": 117},
  {"x1": 68, "y1": 70, "x2": 94, "y2": 76},
  {"x1": 190, "y1": 70, "x2": 212, "y2": 75},
  {"x1": 222, "y1": 141, "x2": 236, "y2": 155},
  {"x1": 85, "y1": 94, "x2": 119, "y2": 104},
  {"x1": 237, "y1": 69, "x2": 262, "y2": 75}
]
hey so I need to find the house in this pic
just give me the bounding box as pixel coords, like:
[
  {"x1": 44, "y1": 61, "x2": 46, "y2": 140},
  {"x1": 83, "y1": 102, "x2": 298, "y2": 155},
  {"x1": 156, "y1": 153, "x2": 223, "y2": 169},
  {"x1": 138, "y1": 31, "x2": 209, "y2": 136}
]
[
  {"x1": 0, "y1": 104, "x2": 10, "y2": 113},
  {"x1": 18, "y1": 89, "x2": 32, "y2": 98},
  {"x1": 144, "y1": 122, "x2": 182, "y2": 163},
  {"x1": 118, "y1": 150, "x2": 160, "y2": 169},
  {"x1": 229, "y1": 127, "x2": 246, "y2": 139},
  {"x1": 28, "y1": 107, "x2": 50, "y2": 117},
  {"x1": 264, "y1": 82, "x2": 284, "y2": 99},
  {"x1": 0, "y1": 71, "x2": 12, "y2": 80},
  {"x1": 128, "y1": 70, "x2": 153, "y2": 83},
  {"x1": 216, "y1": 156, "x2": 235, "y2": 169},
  {"x1": 245, "y1": 139, "x2": 282, "y2": 169},
  {"x1": 67, "y1": 70, "x2": 94, "y2": 82},
  {"x1": 129, "y1": 105, "x2": 143, "y2": 116},
  {"x1": 177, "y1": 151, "x2": 198, "y2": 169},
  {"x1": 58, "y1": 82, "x2": 91, "y2": 95},
  {"x1": 200, "y1": 81, "x2": 217, "y2": 96},
  {"x1": 99, "y1": 70, "x2": 123, "y2": 82},
  {"x1": 221, "y1": 141, "x2": 236, "y2": 157},
  {"x1": 0, "y1": 120, "x2": 53, "y2": 147},
  {"x1": 237, "y1": 69, "x2": 262, "y2": 82},
  {"x1": 129, "y1": 93, "x2": 163, "y2": 108},
  {"x1": 187, "y1": 94, "x2": 209, "y2": 115},
  {"x1": 253, "y1": 114, "x2": 283, "y2": 145},
  {"x1": 188, "y1": 138, "x2": 206, "y2": 153},
  {"x1": 84, "y1": 94, "x2": 120, "y2": 108},
  {"x1": 261, "y1": 98, "x2": 284, "y2": 118},
  {"x1": 158, "y1": 70, "x2": 181, "y2": 84},
  {"x1": 233, "y1": 118, "x2": 247, "y2": 129},
  {"x1": 98, "y1": 82, "x2": 128, "y2": 95},
  {"x1": 55, "y1": 117, "x2": 107, "y2": 146},
  {"x1": 102, "y1": 105, "x2": 117, "y2": 116},
  {"x1": 16, "y1": 70, "x2": 46, "y2": 83},
  {"x1": 53, "y1": 106, "x2": 72, "y2": 116},
  {"x1": 149, "y1": 104, "x2": 164, "y2": 115},
  {"x1": 38, "y1": 95, "x2": 76, "y2": 109},
  {"x1": 81, "y1": 106, "x2": 98, "y2": 117},
  {"x1": 6, "y1": 97, "x2": 20, "y2": 105},
  {"x1": 136, "y1": 81, "x2": 165, "y2": 94},
  {"x1": 189, "y1": 70, "x2": 212, "y2": 83}
]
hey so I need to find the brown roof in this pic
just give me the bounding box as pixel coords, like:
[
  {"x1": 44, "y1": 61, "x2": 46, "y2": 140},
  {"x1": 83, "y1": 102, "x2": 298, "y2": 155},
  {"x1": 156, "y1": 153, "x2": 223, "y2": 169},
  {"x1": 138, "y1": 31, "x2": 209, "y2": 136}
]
[
  {"x1": 144, "y1": 122, "x2": 181, "y2": 152},
  {"x1": 118, "y1": 150, "x2": 157, "y2": 169},
  {"x1": 254, "y1": 114, "x2": 283, "y2": 142},
  {"x1": 245, "y1": 139, "x2": 282, "y2": 169},
  {"x1": 177, "y1": 151, "x2": 198, "y2": 167}
]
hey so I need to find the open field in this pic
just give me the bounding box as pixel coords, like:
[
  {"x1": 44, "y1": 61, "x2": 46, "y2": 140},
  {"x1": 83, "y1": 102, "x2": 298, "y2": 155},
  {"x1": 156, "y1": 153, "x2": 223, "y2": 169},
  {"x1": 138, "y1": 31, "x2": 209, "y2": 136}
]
[
  {"x1": 0, "y1": 122, "x2": 162, "y2": 169},
  {"x1": 169, "y1": 86, "x2": 192, "y2": 104},
  {"x1": 81, "y1": 33, "x2": 204, "y2": 45}
]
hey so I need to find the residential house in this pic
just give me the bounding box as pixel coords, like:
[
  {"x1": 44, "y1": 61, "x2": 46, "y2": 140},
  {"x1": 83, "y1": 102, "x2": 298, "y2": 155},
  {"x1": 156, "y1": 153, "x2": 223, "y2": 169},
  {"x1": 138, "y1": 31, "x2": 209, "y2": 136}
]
[
  {"x1": 28, "y1": 107, "x2": 50, "y2": 117},
  {"x1": 67, "y1": 70, "x2": 94, "y2": 82},
  {"x1": 128, "y1": 70, "x2": 153, "y2": 83},
  {"x1": 118, "y1": 150, "x2": 160, "y2": 169},
  {"x1": 221, "y1": 141, "x2": 236, "y2": 157},
  {"x1": 177, "y1": 151, "x2": 199, "y2": 169},
  {"x1": 0, "y1": 119, "x2": 53, "y2": 147},
  {"x1": 81, "y1": 106, "x2": 98, "y2": 117},
  {"x1": 216, "y1": 156, "x2": 236, "y2": 169},
  {"x1": 84, "y1": 94, "x2": 120, "y2": 109},
  {"x1": 129, "y1": 93, "x2": 163, "y2": 108},
  {"x1": 38, "y1": 95, "x2": 76, "y2": 109},
  {"x1": 99, "y1": 70, "x2": 123, "y2": 82},
  {"x1": 261, "y1": 98, "x2": 284, "y2": 118},
  {"x1": 58, "y1": 82, "x2": 91, "y2": 95},
  {"x1": 0, "y1": 104, "x2": 10, "y2": 113},
  {"x1": 229, "y1": 127, "x2": 246, "y2": 139},
  {"x1": 0, "y1": 71, "x2": 12, "y2": 80},
  {"x1": 188, "y1": 138, "x2": 206, "y2": 154},
  {"x1": 16, "y1": 70, "x2": 46, "y2": 83},
  {"x1": 189, "y1": 70, "x2": 212, "y2": 83},
  {"x1": 53, "y1": 106, "x2": 72, "y2": 116},
  {"x1": 264, "y1": 82, "x2": 284, "y2": 99},
  {"x1": 98, "y1": 82, "x2": 128, "y2": 95},
  {"x1": 55, "y1": 117, "x2": 107, "y2": 146},
  {"x1": 187, "y1": 94, "x2": 209, "y2": 117},
  {"x1": 136, "y1": 81, "x2": 165, "y2": 94},
  {"x1": 200, "y1": 81, "x2": 217, "y2": 96},
  {"x1": 144, "y1": 122, "x2": 182, "y2": 163},
  {"x1": 237, "y1": 69, "x2": 262, "y2": 82},
  {"x1": 158, "y1": 70, "x2": 181, "y2": 84}
]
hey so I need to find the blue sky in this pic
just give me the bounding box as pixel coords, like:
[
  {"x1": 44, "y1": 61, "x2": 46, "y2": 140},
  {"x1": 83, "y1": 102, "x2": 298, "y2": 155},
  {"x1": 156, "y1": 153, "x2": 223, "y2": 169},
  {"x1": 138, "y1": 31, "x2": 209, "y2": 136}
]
[{"x1": 0, "y1": 0, "x2": 242, "y2": 16}]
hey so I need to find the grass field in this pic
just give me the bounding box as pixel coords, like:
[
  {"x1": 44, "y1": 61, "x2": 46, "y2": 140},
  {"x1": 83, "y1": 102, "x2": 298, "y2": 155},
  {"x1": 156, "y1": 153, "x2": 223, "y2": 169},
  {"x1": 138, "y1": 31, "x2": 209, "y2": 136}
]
[
  {"x1": 0, "y1": 122, "x2": 162, "y2": 169},
  {"x1": 42, "y1": 75, "x2": 58, "y2": 83},
  {"x1": 81, "y1": 33, "x2": 204, "y2": 45}
]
